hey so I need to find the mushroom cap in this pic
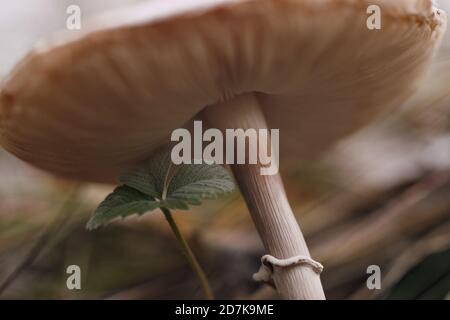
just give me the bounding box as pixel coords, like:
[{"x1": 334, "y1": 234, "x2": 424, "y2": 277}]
[{"x1": 0, "y1": 0, "x2": 446, "y2": 183}]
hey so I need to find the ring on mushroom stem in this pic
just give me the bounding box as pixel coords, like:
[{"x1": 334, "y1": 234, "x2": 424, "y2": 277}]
[{"x1": 0, "y1": 0, "x2": 446, "y2": 300}]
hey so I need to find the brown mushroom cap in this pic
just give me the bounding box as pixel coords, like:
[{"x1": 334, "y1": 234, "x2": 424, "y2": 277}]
[{"x1": 0, "y1": 0, "x2": 446, "y2": 183}]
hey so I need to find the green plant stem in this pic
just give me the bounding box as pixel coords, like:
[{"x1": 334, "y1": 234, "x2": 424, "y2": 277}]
[{"x1": 161, "y1": 207, "x2": 214, "y2": 300}]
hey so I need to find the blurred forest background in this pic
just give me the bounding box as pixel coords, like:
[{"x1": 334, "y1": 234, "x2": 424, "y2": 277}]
[{"x1": 0, "y1": 0, "x2": 449, "y2": 300}]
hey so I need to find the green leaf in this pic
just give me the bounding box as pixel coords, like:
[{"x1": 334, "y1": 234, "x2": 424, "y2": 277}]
[
  {"x1": 167, "y1": 162, "x2": 235, "y2": 206},
  {"x1": 86, "y1": 186, "x2": 160, "y2": 230},
  {"x1": 87, "y1": 146, "x2": 235, "y2": 229},
  {"x1": 120, "y1": 150, "x2": 172, "y2": 199},
  {"x1": 385, "y1": 247, "x2": 450, "y2": 300}
]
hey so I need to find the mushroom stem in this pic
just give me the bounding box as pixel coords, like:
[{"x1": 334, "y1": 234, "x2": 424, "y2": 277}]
[{"x1": 202, "y1": 94, "x2": 325, "y2": 300}]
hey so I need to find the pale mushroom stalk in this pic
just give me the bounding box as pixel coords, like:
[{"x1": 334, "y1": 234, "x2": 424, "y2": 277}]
[{"x1": 202, "y1": 94, "x2": 324, "y2": 299}]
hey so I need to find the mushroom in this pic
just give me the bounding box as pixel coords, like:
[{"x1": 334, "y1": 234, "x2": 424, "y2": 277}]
[{"x1": 0, "y1": 0, "x2": 446, "y2": 299}]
